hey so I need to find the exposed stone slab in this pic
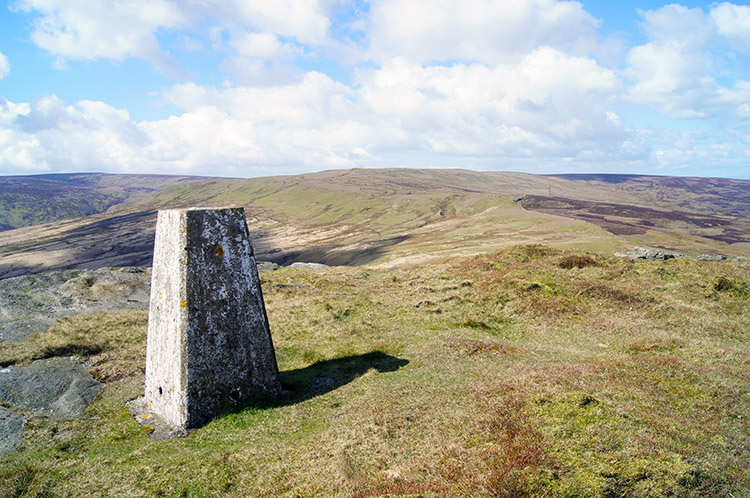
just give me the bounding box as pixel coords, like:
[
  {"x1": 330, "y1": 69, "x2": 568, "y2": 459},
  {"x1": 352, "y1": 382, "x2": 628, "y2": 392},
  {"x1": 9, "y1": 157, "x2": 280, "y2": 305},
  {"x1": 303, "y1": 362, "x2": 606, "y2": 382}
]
[
  {"x1": 0, "y1": 358, "x2": 102, "y2": 420},
  {"x1": 256, "y1": 261, "x2": 279, "y2": 271},
  {"x1": 0, "y1": 267, "x2": 151, "y2": 343},
  {"x1": 289, "y1": 262, "x2": 329, "y2": 270},
  {"x1": 615, "y1": 247, "x2": 685, "y2": 260},
  {"x1": 144, "y1": 207, "x2": 280, "y2": 431},
  {"x1": 697, "y1": 254, "x2": 728, "y2": 261},
  {"x1": 0, "y1": 406, "x2": 25, "y2": 455}
]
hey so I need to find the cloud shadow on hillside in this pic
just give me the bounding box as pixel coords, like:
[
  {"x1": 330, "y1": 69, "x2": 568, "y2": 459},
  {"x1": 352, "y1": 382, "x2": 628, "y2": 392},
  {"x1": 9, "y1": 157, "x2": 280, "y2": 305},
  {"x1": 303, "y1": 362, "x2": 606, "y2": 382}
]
[
  {"x1": 260, "y1": 235, "x2": 411, "y2": 267},
  {"x1": 0, "y1": 209, "x2": 410, "y2": 279}
]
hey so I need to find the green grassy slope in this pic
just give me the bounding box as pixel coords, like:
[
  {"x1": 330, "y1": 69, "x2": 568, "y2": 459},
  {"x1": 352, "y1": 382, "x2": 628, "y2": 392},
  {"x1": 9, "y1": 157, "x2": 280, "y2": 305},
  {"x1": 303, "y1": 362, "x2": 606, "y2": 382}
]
[
  {"x1": 1, "y1": 170, "x2": 748, "y2": 497},
  {"x1": 1, "y1": 248, "x2": 748, "y2": 497}
]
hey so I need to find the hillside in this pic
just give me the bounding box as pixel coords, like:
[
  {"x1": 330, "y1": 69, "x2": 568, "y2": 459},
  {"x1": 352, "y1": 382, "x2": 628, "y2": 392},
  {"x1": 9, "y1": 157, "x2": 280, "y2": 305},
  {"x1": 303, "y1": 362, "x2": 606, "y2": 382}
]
[
  {"x1": 0, "y1": 173, "x2": 221, "y2": 231},
  {"x1": 1, "y1": 168, "x2": 749, "y2": 496},
  {"x1": 0, "y1": 169, "x2": 748, "y2": 279},
  {"x1": 1, "y1": 248, "x2": 748, "y2": 497}
]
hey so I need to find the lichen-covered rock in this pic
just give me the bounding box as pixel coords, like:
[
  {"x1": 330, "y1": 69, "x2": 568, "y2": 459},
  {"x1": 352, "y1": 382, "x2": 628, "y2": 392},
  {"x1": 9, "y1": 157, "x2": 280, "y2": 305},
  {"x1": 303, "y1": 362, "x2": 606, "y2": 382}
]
[
  {"x1": 0, "y1": 358, "x2": 102, "y2": 420},
  {"x1": 0, "y1": 406, "x2": 25, "y2": 455},
  {"x1": 145, "y1": 208, "x2": 281, "y2": 431},
  {"x1": 0, "y1": 267, "x2": 151, "y2": 343},
  {"x1": 697, "y1": 254, "x2": 728, "y2": 261},
  {"x1": 615, "y1": 247, "x2": 685, "y2": 260},
  {"x1": 289, "y1": 262, "x2": 329, "y2": 270}
]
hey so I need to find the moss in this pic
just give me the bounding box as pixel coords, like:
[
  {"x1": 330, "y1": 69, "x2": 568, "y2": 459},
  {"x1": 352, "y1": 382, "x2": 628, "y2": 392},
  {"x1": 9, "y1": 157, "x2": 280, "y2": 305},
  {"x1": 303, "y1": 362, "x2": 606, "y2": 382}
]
[{"x1": 531, "y1": 392, "x2": 716, "y2": 497}]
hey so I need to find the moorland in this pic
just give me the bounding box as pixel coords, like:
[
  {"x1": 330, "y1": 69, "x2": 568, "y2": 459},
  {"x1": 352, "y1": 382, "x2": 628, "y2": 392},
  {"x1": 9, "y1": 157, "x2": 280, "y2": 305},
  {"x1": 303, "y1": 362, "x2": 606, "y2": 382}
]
[{"x1": 0, "y1": 168, "x2": 748, "y2": 497}]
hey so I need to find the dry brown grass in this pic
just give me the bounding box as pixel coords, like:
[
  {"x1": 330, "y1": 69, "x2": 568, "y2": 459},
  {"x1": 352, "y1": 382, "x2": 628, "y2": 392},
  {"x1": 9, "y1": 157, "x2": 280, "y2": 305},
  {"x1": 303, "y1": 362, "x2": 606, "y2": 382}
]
[
  {"x1": 1, "y1": 247, "x2": 748, "y2": 497},
  {"x1": 558, "y1": 254, "x2": 599, "y2": 269}
]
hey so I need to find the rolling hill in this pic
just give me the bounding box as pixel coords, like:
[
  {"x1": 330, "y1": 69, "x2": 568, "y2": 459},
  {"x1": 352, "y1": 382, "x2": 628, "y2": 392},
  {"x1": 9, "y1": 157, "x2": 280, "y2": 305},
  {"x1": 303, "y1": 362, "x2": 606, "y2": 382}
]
[
  {"x1": 1, "y1": 169, "x2": 749, "y2": 496},
  {"x1": 0, "y1": 168, "x2": 748, "y2": 279},
  {"x1": 0, "y1": 173, "x2": 221, "y2": 231}
]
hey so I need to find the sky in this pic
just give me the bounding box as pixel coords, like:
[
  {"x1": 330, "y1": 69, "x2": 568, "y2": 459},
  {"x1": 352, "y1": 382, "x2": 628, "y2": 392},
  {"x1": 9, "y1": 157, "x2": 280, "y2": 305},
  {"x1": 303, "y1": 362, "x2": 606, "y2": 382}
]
[{"x1": 0, "y1": 1, "x2": 749, "y2": 179}]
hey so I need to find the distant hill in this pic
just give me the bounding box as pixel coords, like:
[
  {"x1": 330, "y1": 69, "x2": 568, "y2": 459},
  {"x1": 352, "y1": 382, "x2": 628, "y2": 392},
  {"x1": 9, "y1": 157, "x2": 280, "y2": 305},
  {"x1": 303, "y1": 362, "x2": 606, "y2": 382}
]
[
  {"x1": 0, "y1": 168, "x2": 748, "y2": 278},
  {"x1": 0, "y1": 173, "x2": 222, "y2": 231}
]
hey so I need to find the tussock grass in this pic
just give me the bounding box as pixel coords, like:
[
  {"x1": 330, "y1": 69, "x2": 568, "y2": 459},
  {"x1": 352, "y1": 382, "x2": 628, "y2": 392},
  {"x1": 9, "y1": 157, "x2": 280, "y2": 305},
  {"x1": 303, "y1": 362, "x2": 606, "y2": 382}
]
[
  {"x1": 1, "y1": 246, "x2": 749, "y2": 497},
  {"x1": 558, "y1": 254, "x2": 599, "y2": 269}
]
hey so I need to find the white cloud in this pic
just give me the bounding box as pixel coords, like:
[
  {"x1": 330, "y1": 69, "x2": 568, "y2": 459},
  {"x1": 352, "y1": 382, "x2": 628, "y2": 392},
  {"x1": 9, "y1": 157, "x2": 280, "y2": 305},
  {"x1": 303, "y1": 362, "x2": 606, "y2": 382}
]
[
  {"x1": 625, "y1": 3, "x2": 750, "y2": 120},
  {"x1": 637, "y1": 4, "x2": 714, "y2": 45},
  {"x1": 220, "y1": 0, "x2": 332, "y2": 46},
  {"x1": 0, "y1": 95, "x2": 148, "y2": 174},
  {"x1": 13, "y1": 0, "x2": 339, "y2": 81},
  {"x1": 5, "y1": 1, "x2": 750, "y2": 179},
  {"x1": 1, "y1": 45, "x2": 629, "y2": 176},
  {"x1": 15, "y1": 0, "x2": 187, "y2": 76},
  {"x1": 219, "y1": 31, "x2": 305, "y2": 86},
  {"x1": 711, "y1": 2, "x2": 750, "y2": 53},
  {"x1": 0, "y1": 52, "x2": 9, "y2": 80},
  {"x1": 231, "y1": 32, "x2": 299, "y2": 59},
  {"x1": 366, "y1": 0, "x2": 600, "y2": 64},
  {"x1": 358, "y1": 48, "x2": 623, "y2": 158}
]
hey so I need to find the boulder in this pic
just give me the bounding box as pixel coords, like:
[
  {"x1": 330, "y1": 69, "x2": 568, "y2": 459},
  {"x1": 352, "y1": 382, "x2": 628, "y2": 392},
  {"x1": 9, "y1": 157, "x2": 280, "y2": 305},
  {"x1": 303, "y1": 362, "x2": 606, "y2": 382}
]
[
  {"x1": 0, "y1": 358, "x2": 102, "y2": 420},
  {"x1": 697, "y1": 254, "x2": 728, "y2": 261},
  {"x1": 0, "y1": 407, "x2": 24, "y2": 455},
  {"x1": 615, "y1": 247, "x2": 685, "y2": 260},
  {"x1": 289, "y1": 262, "x2": 329, "y2": 270},
  {"x1": 256, "y1": 261, "x2": 279, "y2": 271}
]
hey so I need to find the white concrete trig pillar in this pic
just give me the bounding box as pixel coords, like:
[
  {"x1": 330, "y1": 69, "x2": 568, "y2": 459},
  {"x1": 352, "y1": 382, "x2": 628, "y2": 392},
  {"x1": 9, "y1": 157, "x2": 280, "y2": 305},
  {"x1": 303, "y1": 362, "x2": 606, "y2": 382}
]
[{"x1": 145, "y1": 207, "x2": 280, "y2": 430}]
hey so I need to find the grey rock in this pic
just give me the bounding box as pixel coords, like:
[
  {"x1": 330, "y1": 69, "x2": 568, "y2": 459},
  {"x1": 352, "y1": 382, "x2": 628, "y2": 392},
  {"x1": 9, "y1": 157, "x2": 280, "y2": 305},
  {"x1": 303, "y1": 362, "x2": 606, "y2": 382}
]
[
  {"x1": 0, "y1": 358, "x2": 102, "y2": 420},
  {"x1": 0, "y1": 317, "x2": 55, "y2": 343},
  {"x1": 0, "y1": 406, "x2": 25, "y2": 455},
  {"x1": 0, "y1": 267, "x2": 151, "y2": 343},
  {"x1": 256, "y1": 261, "x2": 279, "y2": 271},
  {"x1": 289, "y1": 262, "x2": 329, "y2": 270},
  {"x1": 616, "y1": 247, "x2": 685, "y2": 260},
  {"x1": 697, "y1": 254, "x2": 728, "y2": 261}
]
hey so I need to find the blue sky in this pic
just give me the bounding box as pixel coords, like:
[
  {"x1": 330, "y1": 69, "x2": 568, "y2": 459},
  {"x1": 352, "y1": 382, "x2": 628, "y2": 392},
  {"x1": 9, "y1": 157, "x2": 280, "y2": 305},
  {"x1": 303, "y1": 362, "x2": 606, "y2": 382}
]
[{"x1": 0, "y1": 1, "x2": 749, "y2": 179}]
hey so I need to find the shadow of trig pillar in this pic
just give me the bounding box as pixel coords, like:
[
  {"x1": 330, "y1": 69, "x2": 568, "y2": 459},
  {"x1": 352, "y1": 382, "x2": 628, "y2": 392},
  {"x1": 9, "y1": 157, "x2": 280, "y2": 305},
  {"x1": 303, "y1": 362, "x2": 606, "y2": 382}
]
[{"x1": 145, "y1": 207, "x2": 280, "y2": 430}]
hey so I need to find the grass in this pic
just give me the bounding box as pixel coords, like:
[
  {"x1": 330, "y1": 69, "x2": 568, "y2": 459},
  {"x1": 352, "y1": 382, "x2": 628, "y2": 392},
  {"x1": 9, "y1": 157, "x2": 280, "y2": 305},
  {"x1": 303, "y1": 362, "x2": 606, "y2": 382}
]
[
  {"x1": 0, "y1": 311, "x2": 148, "y2": 381},
  {"x1": 1, "y1": 246, "x2": 749, "y2": 497}
]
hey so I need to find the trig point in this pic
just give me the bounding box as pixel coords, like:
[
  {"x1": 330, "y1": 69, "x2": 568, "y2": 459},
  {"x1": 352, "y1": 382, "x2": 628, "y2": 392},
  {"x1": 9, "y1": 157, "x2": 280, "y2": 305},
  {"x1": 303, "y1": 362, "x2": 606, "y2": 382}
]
[{"x1": 144, "y1": 207, "x2": 280, "y2": 430}]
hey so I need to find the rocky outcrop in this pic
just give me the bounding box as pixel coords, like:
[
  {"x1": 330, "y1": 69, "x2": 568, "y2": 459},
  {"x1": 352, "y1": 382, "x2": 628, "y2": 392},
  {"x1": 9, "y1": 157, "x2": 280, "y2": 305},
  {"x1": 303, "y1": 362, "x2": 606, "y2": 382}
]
[
  {"x1": 615, "y1": 247, "x2": 685, "y2": 260},
  {"x1": 0, "y1": 267, "x2": 150, "y2": 455},
  {"x1": 0, "y1": 358, "x2": 103, "y2": 455},
  {"x1": 0, "y1": 358, "x2": 103, "y2": 420},
  {"x1": 0, "y1": 267, "x2": 151, "y2": 342},
  {"x1": 0, "y1": 407, "x2": 25, "y2": 455},
  {"x1": 697, "y1": 254, "x2": 728, "y2": 261},
  {"x1": 289, "y1": 262, "x2": 330, "y2": 270},
  {"x1": 256, "y1": 261, "x2": 279, "y2": 271},
  {"x1": 616, "y1": 248, "x2": 736, "y2": 261}
]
